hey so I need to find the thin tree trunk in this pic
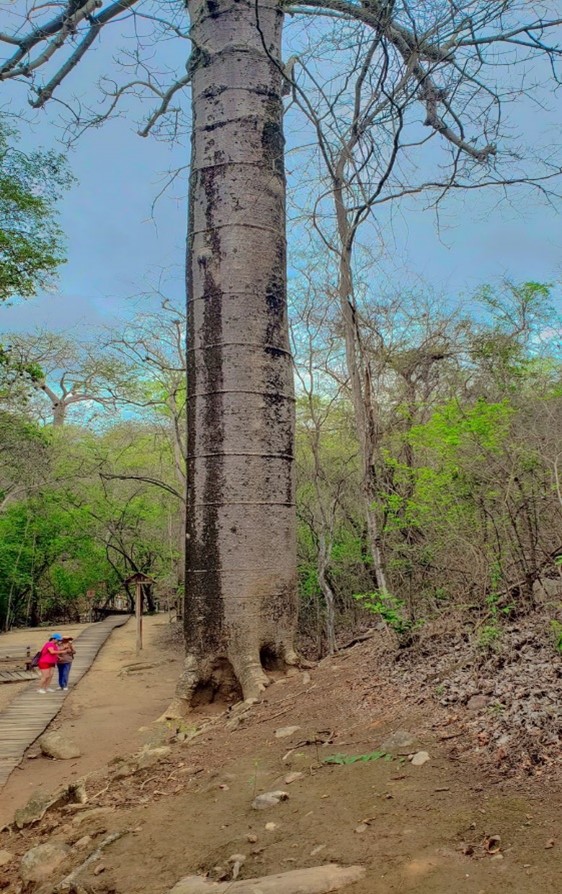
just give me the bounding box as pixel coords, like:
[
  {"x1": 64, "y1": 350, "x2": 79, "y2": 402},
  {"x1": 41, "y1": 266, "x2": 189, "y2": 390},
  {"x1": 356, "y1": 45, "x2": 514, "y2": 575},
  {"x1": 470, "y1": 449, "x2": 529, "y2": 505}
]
[
  {"x1": 318, "y1": 534, "x2": 336, "y2": 655},
  {"x1": 334, "y1": 197, "x2": 388, "y2": 594},
  {"x1": 177, "y1": 0, "x2": 298, "y2": 709}
]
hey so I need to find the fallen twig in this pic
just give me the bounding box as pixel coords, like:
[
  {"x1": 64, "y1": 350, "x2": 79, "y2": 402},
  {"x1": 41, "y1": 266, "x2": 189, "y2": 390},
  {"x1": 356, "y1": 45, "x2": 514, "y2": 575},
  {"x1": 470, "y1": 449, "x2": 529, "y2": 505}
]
[
  {"x1": 55, "y1": 830, "x2": 129, "y2": 892},
  {"x1": 140, "y1": 775, "x2": 161, "y2": 790}
]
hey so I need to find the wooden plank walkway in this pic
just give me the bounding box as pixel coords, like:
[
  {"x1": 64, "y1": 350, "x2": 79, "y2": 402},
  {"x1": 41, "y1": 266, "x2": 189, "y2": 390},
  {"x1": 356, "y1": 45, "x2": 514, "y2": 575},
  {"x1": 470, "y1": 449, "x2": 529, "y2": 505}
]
[
  {"x1": 0, "y1": 615, "x2": 130, "y2": 788},
  {"x1": 0, "y1": 670, "x2": 38, "y2": 684}
]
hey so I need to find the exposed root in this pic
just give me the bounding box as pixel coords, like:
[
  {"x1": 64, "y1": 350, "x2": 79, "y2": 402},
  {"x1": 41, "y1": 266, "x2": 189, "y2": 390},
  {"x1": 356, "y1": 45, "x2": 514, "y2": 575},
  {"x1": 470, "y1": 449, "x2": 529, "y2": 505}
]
[
  {"x1": 54, "y1": 830, "x2": 129, "y2": 893},
  {"x1": 163, "y1": 638, "x2": 305, "y2": 716}
]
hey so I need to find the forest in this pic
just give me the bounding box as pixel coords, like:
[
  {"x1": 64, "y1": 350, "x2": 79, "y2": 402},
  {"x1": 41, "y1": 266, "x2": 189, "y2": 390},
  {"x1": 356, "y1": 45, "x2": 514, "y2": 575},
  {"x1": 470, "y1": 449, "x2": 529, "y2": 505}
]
[
  {"x1": 2, "y1": 270, "x2": 561, "y2": 662},
  {"x1": 0, "y1": 1, "x2": 561, "y2": 691},
  {"x1": 0, "y1": 9, "x2": 561, "y2": 887}
]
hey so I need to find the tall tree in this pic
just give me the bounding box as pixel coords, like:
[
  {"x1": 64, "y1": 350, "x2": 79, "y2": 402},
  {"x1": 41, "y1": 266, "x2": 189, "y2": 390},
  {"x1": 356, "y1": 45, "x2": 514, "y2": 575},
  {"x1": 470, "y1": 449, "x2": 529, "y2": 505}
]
[{"x1": 2, "y1": 1, "x2": 561, "y2": 706}]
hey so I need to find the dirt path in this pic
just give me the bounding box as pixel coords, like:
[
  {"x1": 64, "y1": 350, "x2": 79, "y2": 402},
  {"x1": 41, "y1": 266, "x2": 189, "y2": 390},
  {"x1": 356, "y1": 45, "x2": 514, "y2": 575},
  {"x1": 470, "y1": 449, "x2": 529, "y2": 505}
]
[
  {"x1": 0, "y1": 616, "x2": 182, "y2": 827},
  {"x1": 0, "y1": 631, "x2": 559, "y2": 893}
]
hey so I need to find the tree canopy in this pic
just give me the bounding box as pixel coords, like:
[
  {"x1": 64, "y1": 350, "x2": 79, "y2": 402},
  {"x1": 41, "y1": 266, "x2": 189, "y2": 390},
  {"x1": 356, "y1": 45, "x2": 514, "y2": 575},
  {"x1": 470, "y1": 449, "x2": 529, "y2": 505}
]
[{"x1": 0, "y1": 120, "x2": 71, "y2": 303}]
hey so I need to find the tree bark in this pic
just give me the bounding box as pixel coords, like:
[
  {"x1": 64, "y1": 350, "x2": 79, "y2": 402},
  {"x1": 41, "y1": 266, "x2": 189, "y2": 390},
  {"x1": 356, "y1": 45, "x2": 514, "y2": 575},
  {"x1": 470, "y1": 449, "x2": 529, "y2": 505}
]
[{"x1": 178, "y1": 0, "x2": 298, "y2": 709}]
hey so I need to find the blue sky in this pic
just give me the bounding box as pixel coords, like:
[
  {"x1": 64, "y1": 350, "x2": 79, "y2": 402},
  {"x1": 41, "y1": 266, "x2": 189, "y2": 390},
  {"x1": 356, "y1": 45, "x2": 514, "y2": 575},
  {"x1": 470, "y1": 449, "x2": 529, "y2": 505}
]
[{"x1": 1, "y1": 12, "x2": 561, "y2": 335}]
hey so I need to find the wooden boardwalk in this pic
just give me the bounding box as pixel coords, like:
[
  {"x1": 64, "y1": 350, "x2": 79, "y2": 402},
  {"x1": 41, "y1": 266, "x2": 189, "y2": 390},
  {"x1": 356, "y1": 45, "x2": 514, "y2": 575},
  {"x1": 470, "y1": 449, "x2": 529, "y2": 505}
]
[
  {"x1": 0, "y1": 615, "x2": 130, "y2": 788},
  {"x1": 0, "y1": 670, "x2": 38, "y2": 684}
]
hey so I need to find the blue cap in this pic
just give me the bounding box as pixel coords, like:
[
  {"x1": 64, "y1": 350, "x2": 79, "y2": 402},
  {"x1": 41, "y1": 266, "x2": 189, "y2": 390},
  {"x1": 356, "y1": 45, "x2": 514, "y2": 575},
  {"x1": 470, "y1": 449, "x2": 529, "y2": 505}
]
[{"x1": 50, "y1": 633, "x2": 62, "y2": 641}]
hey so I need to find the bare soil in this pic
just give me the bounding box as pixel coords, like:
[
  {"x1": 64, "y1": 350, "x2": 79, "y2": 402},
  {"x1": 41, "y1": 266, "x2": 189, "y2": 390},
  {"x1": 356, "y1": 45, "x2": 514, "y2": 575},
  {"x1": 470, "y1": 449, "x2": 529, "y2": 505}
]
[
  {"x1": 0, "y1": 616, "x2": 182, "y2": 828},
  {"x1": 0, "y1": 620, "x2": 560, "y2": 894}
]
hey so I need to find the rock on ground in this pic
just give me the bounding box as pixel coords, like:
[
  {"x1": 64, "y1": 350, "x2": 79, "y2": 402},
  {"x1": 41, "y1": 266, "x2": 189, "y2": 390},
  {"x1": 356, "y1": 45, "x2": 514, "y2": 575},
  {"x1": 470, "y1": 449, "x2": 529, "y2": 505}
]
[
  {"x1": 284, "y1": 772, "x2": 304, "y2": 784},
  {"x1": 0, "y1": 849, "x2": 14, "y2": 868},
  {"x1": 381, "y1": 730, "x2": 416, "y2": 751},
  {"x1": 168, "y1": 864, "x2": 366, "y2": 894},
  {"x1": 411, "y1": 751, "x2": 430, "y2": 766},
  {"x1": 467, "y1": 695, "x2": 489, "y2": 711},
  {"x1": 136, "y1": 745, "x2": 172, "y2": 769},
  {"x1": 39, "y1": 732, "x2": 81, "y2": 761},
  {"x1": 252, "y1": 791, "x2": 289, "y2": 810},
  {"x1": 274, "y1": 726, "x2": 301, "y2": 739},
  {"x1": 20, "y1": 841, "x2": 71, "y2": 883},
  {"x1": 13, "y1": 791, "x2": 54, "y2": 829},
  {"x1": 111, "y1": 745, "x2": 172, "y2": 779}
]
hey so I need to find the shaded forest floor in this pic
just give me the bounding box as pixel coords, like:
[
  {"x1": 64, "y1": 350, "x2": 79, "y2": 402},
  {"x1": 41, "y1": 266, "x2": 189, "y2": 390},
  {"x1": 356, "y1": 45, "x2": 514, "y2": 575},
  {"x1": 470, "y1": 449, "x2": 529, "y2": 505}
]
[{"x1": 0, "y1": 615, "x2": 560, "y2": 893}]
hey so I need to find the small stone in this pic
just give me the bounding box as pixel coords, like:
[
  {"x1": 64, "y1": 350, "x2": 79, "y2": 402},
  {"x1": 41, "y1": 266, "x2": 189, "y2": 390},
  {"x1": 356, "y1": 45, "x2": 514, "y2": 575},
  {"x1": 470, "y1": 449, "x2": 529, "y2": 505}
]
[
  {"x1": 355, "y1": 824, "x2": 368, "y2": 834},
  {"x1": 467, "y1": 695, "x2": 489, "y2": 711},
  {"x1": 94, "y1": 864, "x2": 107, "y2": 876},
  {"x1": 136, "y1": 745, "x2": 172, "y2": 769},
  {"x1": 39, "y1": 732, "x2": 81, "y2": 761},
  {"x1": 381, "y1": 730, "x2": 416, "y2": 751},
  {"x1": 284, "y1": 772, "x2": 304, "y2": 785},
  {"x1": 252, "y1": 791, "x2": 289, "y2": 810},
  {"x1": 74, "y1": 835, "x2": 92, "y2": 849},
  {"x1": 411, "y1": 751, "x2": 430, "y2": 766},
  {"x1": 302, "y1": 672, "x2": 311, "y2": 685},
  {"x1": 310, "y1": 845, "x2": 326, "y2": 856},
  {"x1": 0, "y1": 850, "x2": 14, "y2": 868},
  {"x1": 246, "y1": 835, "x2": 258, "y2": 844},
  {"x1": 20, "y1": 842, "x2": 71, "y2": 883},
  {"x1": 112, "y1": 761, "x2": 137, "y2": 779},
  {"x1": 274, "y1": 726, "x2": 301, "y2": 739},
  {"x1": 14, "y1": 791, "x2": 54, "y2": 829},
  {"x1": 71, "y1": 807, "x2": 114, "y2": 826},
  {"x1": 490, "y1": 854, "x2": 504, "y2": 862},
  {"x1": 264, "y1": 822, "x2": 277, "y2": 831}
]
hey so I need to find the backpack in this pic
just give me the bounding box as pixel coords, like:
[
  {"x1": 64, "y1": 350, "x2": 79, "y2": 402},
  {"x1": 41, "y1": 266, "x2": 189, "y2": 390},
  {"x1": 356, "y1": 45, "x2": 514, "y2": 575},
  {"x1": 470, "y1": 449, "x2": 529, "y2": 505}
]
[{"x1": 30, "y1": 650, "x2": 42, "y2": 669}]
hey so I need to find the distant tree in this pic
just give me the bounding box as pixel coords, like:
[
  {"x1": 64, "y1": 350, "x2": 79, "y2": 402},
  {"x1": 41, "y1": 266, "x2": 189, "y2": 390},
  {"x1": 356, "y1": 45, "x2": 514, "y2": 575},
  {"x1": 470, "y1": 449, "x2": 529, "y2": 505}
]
[
  {"x1": 0, "y1": 409, "x2": 48, "y2": 513},
  {"x1": 8, "y1": 331, "x2": 131, "y2": 426}
]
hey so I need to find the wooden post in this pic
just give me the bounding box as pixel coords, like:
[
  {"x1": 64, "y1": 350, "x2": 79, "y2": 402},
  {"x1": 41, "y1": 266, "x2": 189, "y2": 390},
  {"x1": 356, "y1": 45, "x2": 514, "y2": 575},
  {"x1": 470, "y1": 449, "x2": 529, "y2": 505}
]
[{"x1": 136, "y1": 581, "x2": 143, "y2": 655}]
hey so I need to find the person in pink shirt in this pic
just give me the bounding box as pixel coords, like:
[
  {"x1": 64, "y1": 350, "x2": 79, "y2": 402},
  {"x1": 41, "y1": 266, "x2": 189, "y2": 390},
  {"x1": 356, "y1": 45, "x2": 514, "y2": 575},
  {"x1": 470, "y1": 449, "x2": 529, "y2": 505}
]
[{"x1": 37, "y1": 633, "x2": 63, "y2": 693}]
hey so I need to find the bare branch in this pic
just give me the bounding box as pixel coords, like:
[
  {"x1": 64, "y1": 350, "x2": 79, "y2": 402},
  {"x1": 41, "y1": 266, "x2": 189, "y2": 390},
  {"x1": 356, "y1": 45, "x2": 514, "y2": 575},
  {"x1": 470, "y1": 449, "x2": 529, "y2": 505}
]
[{"x1": 138, "y1": 71, "x2": 191, "y2": 137}]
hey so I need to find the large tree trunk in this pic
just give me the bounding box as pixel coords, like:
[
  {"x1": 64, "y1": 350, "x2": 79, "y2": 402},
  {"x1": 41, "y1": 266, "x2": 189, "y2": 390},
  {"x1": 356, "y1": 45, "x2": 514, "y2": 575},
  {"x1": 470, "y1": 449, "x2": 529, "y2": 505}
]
[{"x1": 177, "y1": 0, "x2": 298, "y2": 709}]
